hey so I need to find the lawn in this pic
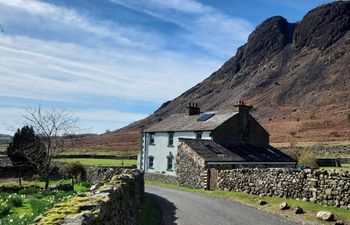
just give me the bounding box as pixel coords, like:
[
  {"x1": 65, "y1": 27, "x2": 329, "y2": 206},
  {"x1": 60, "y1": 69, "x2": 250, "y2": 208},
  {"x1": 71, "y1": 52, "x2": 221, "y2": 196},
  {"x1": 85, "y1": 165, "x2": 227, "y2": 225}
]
[
  {"x1": 0, "y1": 182, "x2": 91, "y2": 225},
  {"x1": 55, "y1": 158, "x2": 137, "y2": 167},
  {"x1": 0, "y1": 180, "x2": 91, "y2": 193},
  {"x1": 63, "y1": 148, "x2": 138, "y2": 157},
  {"x1": 146, "y1": 180, "x2": 350, "y2": 225},
  {"x1": 320, "y1": 163, "x2": 350, "y2": 171}
]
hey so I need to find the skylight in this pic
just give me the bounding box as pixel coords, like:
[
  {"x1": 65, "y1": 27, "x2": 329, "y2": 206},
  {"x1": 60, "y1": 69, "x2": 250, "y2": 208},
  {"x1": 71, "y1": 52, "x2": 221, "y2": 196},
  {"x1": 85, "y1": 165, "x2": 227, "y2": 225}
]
[{"x1": 197, "y1": 113, "x2": 215, "y2": 121}]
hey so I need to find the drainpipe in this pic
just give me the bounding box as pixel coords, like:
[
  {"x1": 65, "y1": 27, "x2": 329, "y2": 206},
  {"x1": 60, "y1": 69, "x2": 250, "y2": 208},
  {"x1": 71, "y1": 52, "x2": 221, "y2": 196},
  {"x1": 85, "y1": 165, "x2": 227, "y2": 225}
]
[{"x1": 143, "y1": 132, "x2": 148, "y2": 171}]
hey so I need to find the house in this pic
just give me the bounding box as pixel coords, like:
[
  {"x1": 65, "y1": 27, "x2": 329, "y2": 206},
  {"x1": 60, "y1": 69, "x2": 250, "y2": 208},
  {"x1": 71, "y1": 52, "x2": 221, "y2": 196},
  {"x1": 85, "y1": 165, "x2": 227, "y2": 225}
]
[{"x1": 137, "y1": 102, "x2": 297, "y2": 176}]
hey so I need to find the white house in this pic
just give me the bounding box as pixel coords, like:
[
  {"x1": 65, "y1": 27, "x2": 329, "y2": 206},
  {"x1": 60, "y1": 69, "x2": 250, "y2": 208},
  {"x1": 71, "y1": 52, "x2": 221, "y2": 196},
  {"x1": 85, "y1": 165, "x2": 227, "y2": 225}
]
[{"x1": 137, "y1": 102, "x2": 276, "y2": 175}]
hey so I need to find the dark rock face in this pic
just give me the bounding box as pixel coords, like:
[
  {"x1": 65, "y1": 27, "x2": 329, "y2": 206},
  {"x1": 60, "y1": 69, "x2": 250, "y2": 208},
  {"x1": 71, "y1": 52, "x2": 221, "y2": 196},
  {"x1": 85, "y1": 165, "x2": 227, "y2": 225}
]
[
  {"x1": 294, "y1": 1, "x2": 350, "y2": 50},
  {"x1": 240, "y1": 16, "x2": 296, "y2": 68}
]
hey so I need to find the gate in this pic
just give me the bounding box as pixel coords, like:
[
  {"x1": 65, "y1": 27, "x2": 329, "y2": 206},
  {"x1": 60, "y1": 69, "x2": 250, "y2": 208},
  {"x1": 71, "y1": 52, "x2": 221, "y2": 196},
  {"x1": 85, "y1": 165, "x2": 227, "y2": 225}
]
[{"x1": 208, "y1": 168, "x2": 218, "y2": 190}]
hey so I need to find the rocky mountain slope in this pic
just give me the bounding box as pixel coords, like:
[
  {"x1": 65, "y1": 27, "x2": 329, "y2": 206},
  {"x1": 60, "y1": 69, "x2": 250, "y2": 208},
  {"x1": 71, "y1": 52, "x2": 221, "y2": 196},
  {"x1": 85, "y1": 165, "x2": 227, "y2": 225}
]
[{"x1": 77, "y1": 1, "x2": 350, "y2": 152}]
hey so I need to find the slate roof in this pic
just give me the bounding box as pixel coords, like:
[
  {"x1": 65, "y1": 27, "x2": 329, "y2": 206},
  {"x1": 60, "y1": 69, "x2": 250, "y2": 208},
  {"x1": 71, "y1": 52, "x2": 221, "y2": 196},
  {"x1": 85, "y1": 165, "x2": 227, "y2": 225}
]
[
  {"x1": 144, "y1": 111, "x2": 238, "y2": 132},
  {"x1": 179, "y1": 138, "x2": 297, "y2": 163}
]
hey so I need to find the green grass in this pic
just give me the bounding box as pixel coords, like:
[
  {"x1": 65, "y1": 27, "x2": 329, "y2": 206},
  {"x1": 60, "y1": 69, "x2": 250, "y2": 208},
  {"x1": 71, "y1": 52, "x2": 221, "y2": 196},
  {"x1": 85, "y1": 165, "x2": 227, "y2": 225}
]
[
  {"x1": 137, "y1": 195, "x2": 161, "y2": 225},
  {"x1": 1, "y1": 180, "x2": 91, "y2": 193},
  {"x1": 320, "y1": 163, "x2": 350, "y2": 171},
  {"x1": 0, "y1": 181, "x2": 90, "y2": 225},
  {"x1": 146, "y1": 180, "x2": 350, "y2": 225},
  {"x1": 63, "y1": 148, "x2": 137, "y2": 157},
  {"x1": 55, "y1": 158, "x2": 137, "y2": 167}
]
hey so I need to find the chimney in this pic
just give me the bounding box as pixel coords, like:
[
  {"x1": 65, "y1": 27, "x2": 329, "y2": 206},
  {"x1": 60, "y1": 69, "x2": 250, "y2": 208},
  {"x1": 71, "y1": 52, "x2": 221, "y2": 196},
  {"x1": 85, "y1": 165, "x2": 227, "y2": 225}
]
[
  {"x1": 187, "y1": 102, "x2": 201, "y2": 116},
  {"x1": 234, "y1": 100, "x2": 253, "y2": 143}
]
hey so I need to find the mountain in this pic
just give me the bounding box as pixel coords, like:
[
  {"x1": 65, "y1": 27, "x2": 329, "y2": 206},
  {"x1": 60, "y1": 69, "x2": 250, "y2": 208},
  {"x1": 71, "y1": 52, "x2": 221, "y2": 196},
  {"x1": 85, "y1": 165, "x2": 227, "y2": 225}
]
[
  {"x1": 0, "y1": 134, "x2": 12, "y2": 143},
  {"x1": 77, "y1": 1, "x2": 350, "y2": 152}
]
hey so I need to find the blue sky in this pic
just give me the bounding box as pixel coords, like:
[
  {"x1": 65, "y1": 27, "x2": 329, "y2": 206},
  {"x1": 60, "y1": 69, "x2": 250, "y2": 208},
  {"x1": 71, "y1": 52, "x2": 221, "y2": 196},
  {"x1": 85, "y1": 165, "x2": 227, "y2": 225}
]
[{"x1": 0, "y1": 0, "x2": 330, "y2": 134}]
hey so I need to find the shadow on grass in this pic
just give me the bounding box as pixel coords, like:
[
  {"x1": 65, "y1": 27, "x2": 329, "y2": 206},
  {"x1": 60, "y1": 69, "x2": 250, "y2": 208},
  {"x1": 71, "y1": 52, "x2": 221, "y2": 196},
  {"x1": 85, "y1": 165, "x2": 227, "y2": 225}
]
[{"x1": 146, "y1": 193, "x2": 178, "y2": 225}]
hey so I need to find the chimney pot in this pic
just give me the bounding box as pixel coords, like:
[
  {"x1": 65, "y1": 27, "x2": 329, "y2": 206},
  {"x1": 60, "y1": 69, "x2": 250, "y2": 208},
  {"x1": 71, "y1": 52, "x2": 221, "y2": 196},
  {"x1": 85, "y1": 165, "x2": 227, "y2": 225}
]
[{"x1": 186, "y1": 102, "x2": 200, "y2": 116}]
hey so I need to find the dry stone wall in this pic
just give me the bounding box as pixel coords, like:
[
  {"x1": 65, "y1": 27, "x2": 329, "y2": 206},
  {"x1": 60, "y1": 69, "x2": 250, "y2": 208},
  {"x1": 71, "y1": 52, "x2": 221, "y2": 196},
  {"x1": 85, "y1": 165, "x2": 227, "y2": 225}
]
[
  {"x1": 176, "y1": 142, "x2": 207, "y2": 189},
  {"x1": 218, "y1": 169, "x2": 350, "y2": 209},
  {"x1": 144, "y1": 172, "x2": 179, "y2": 185},
  {"x1": 34, "y1": 169, "x2": 144, "y2": 225}
]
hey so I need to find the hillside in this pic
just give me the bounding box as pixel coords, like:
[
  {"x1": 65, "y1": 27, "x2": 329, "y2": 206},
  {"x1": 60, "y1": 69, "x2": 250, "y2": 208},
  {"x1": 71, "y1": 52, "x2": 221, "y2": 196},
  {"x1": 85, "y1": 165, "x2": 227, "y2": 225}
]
[
  {"x1": 76, "y1": 1, "x2": 350, "y2": 152},
  {"x1": 0, "y1": 134, "x2": 12, "y2": 142}
]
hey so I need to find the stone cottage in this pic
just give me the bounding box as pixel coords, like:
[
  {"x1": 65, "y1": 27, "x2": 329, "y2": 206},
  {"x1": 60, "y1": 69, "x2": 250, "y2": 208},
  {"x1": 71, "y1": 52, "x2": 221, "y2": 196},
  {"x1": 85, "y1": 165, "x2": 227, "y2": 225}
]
[{"x1": 138, "y1": 101, "x2": 297, "y2": 181}]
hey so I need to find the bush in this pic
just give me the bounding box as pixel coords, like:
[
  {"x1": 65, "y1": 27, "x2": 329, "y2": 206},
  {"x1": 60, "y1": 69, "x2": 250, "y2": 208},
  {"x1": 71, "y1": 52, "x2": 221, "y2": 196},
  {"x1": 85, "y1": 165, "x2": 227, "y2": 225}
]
[
  {"x1": 29, "y1": 199, "x2": 47, "y2": 215},
  {"x1": 80, "y1": 181, "x2": 91, "y2": 188},
  {"x1": 18, "y1": 186, "x2": 40, "y2": 195},
  {"x1": 0, "y1": 203, "x2": 11, "y2": 218},
  {"x1": 298, "y1": 152, "x2": 319, "y2": 169},
  {"x1": 8, "y1": 195, "x2": 24, "y2": 207},
  {"x1": 60, "y1": 162, "x2": 87, "y2": 186}
]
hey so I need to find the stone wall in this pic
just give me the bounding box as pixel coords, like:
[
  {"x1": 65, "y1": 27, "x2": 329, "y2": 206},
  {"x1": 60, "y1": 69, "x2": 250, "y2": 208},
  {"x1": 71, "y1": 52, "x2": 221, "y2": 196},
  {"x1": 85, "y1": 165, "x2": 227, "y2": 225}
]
[
  {"x1": 85, "y1": 166, "x2": 124, "y2": 182},
  {"x1": 144, "y1": 172, "x2": 179, "y2": 185},
  {"x1": 218, "y1": 168, "x2": 350, "y2": 209},
  {"x1": 34, "y1": 169, "x2": 144, "y2": 225},
  {"x1": 176, "y1": 142, "x2": 207, "y2": 189}
]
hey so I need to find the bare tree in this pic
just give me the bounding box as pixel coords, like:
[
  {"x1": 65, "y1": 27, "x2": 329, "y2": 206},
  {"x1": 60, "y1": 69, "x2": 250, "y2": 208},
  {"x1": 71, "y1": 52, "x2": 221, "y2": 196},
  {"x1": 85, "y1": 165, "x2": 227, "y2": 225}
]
[{"x1": 22, "y1": 105, "x2": 79, "y2": 189}]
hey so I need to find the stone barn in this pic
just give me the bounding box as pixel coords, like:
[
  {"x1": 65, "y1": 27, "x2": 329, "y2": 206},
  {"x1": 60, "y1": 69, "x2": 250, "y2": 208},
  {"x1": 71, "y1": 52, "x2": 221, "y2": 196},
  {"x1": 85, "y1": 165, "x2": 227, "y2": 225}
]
[{"x1": 176, "y1": 138, "x2": 297, "y2": 189}]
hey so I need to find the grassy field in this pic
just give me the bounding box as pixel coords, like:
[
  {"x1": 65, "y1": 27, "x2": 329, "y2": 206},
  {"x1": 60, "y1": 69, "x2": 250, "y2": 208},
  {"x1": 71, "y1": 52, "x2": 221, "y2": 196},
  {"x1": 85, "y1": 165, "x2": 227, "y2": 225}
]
[
  {"x1": 137, "y1": 195, "x2": 161, "y2": 225},
  {"x1": 55, "y1": 158, "x2": 137, "y2": 167},
  {"x1": 0, "y1": 181, "x2": 90, "y2": 225},
  {"x1": 62, "y1": 148, "x2": 138, "y2": 157},
  {"x1": 0, "y1": 180, "x2": 91, "y2": 193},
  {"x1": 320, "y1": 163, "x2": 350, "y2": 171},
  {"x1": 146, "y1": 180, "x2": 350, "y2": 225}
]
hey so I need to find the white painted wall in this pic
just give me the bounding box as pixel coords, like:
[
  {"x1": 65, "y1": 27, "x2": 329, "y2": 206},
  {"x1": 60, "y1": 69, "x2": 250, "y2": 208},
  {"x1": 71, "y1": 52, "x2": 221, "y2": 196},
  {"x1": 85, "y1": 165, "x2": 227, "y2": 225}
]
[{"x1": 138, "y1": 131, "x2": 212, "y2": 175}]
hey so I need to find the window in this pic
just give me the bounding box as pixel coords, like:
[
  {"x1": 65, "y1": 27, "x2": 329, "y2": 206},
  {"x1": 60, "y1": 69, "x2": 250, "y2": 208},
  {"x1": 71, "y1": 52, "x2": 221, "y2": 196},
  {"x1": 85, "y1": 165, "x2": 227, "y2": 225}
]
[
  {"x1": 197, "y1": 113, "x2": 215, "y2": 121},
  {"x1": 195, "y1": 131, "x2": 203, "y2": 139},
  {"x1": 148, "y1": 156, "x2": 154, "y2": 169},
  {"x1": 168, "y1": 132, "x2": 174, "y2": 146},
  {"x1": 149, "y1": 133, "x2": 155, "y2": 145},
  {"x1": 167, "y1": 152, "x2": 174, "y2": 171}
]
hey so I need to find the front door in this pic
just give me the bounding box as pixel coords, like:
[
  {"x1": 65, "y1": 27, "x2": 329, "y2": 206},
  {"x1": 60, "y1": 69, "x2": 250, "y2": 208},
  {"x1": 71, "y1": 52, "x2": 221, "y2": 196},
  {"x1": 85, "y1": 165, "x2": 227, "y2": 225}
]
[{"x1": 208, "y1": 168, "x2": 218, "y2": 190}]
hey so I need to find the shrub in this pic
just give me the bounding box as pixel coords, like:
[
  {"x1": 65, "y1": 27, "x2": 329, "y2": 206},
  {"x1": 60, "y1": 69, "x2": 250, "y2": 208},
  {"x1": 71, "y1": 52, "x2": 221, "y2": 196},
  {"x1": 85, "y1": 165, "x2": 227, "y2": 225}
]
[
  {"x1": 18, "y1": 186, "x2": 40, "y2": 195},
  {"x1": 0, "y1": 203, "x2": 11, "y2": 218},
  {"x1": 80, "y1": 181, "x2": 91, "y2": 188},
  {"x1": 8, "y1": 195, "x2": 24, "y2": 207},
  {"x1": 60, "y1": 162, "x2": 87, "y2": 186},
  {"x1": 29, "y1": 199, "x2": 47, "y2": 215},
  {"x1": 298, "y1": 152, "x2": 319, "y2": 169}
]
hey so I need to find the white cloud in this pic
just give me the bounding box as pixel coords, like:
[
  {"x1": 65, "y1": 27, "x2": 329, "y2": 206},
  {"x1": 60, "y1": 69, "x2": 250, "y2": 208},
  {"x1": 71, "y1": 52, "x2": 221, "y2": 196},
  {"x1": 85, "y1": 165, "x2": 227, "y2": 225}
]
[
  {"x1": 110, "y1": 0, "x2": 253, "y2": 57},
  {"x1": 0, "y1": 0, "x2": 252, "y2": 134},
  {"x1": 0, "y1": 34, "x2": 220, "y2": 103},
  {"x1": 0, "y1": 107, "x2": 147, "y2": 134},
  {"x1": 0, "y1": 0, "x2": 164, "y2": 49}
]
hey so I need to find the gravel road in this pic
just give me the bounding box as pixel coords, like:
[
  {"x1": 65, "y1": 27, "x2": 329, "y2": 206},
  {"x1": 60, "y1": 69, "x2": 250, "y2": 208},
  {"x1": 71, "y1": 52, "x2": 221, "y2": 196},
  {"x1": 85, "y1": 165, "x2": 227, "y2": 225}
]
[{"x1": 146, "y1": 184, "x2": 300, "y2": 225}]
